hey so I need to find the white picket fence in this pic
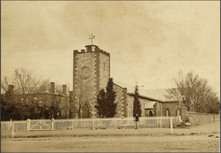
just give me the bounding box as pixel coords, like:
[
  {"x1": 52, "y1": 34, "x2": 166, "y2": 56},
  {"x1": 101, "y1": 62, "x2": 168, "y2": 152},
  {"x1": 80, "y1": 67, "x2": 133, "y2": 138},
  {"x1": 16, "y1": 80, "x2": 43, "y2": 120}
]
[{"x1": 1, "y1": 116, "x2": 179, "y2": 132}]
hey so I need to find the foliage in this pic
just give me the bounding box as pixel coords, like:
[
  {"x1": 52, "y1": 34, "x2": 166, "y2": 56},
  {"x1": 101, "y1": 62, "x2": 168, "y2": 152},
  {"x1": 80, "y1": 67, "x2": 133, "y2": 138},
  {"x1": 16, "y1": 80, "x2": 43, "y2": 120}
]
[
  {"x1": 1, "y1": 88, "x2": 34, "y2": 120},
  {"x1": 95, "y1": 89, "x2": 106, "y2": 117},
  {"x1": 105, "y1": 78, "x2": 117, "y2": 117},
  {"x1": 133, "y1": 85, "x2": 142, "y2": 117},
  {"x1": 95, "y1": 78, "x2": 117, "y2": 118},
  {"x1": 1, "y1": 68, "x2": 69, "y2": 120},
  {"x1": 166, "y1": 71, "x2": 220, "y2": 113}
]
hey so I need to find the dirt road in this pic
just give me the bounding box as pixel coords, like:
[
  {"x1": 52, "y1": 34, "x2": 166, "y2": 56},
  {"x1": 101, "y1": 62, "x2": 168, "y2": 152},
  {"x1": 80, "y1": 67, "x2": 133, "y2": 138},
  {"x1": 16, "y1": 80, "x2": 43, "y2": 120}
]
[{"x1": 1, "y1": 135, "x2": 220, "y2": 152}]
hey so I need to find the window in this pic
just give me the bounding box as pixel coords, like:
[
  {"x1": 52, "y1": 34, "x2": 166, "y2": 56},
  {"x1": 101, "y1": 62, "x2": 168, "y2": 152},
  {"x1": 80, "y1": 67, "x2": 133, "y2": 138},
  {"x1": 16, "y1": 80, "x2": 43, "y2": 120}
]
[
  {"x1": 166, "y1": 109, "x2": 169, "y2": 117},
  {"x1": 103, "y1": 63, "x2": 105, "y2": 70},
  {"x1": 176, "y1": 109, "x2": 180, "y2": 116}
]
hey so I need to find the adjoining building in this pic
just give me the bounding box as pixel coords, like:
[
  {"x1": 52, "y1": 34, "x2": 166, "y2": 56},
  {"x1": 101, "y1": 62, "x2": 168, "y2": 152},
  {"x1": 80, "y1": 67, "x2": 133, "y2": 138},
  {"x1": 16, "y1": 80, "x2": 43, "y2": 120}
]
[{"x1": 5, "y1": 83, "x2": 69, "y2": 120}]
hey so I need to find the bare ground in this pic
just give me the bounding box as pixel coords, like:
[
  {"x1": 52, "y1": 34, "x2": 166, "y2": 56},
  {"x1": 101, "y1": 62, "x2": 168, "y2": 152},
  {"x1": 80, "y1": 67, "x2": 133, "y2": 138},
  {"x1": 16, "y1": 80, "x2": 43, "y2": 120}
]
[{"x1": 1, "y1": 135, "x2": 220, "y2": 152}]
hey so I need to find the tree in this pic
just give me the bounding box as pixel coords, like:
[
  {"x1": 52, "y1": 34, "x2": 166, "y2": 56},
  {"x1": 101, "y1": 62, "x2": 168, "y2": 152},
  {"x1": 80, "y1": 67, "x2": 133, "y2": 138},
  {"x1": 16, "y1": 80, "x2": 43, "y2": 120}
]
[
  {"x1": 166, "y1": 71, "x2": 220, "y2": 113},
  {"x1": 1, "y1": 68, "x2": 51, "y2": 120},
  {"x1": 133, "y1": 85, "x2": 142, "y2": 117},
  {"x1": 1, "y1": 87, "x2": 19, "y2": 121},
  {"x1": 95, "y1": 89, "x2": 106, "y2": 118},
  {"x1": 1, "y1": 68, "x2": 49, "y2": 103},
  {"x1": 105, "y1": 78, "x2": 117, "y2": 117},
  {"x1": 95, "y1": 78, "x2": 117, "y2": 118}
]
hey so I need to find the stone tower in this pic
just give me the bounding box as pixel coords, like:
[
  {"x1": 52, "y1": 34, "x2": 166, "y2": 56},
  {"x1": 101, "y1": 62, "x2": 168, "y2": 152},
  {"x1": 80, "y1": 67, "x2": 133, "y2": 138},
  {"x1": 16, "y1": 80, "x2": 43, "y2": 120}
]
[{"x1": 72, "y1": 45, "x2": 110, "y2": 118}]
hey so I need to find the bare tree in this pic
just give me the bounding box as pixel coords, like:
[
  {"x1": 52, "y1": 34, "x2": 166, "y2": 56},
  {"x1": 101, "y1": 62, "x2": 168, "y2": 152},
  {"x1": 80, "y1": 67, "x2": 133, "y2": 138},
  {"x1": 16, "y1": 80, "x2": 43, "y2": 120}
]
[
  {"x1": 1, "y1": 68, "x2": 49, "y2": 104},
  {"x1": 166, "y1": 71, "x2": 220, "y2": 113}
]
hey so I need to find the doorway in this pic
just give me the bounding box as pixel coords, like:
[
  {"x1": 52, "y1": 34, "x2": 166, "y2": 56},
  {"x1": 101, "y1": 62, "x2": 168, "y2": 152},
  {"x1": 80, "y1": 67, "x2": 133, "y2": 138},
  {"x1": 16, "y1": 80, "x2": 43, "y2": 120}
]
[
  {"x1": 81, "y1": 103, "x2": 89, "y2": 118},
  {"x1": 149, "y1": 111, "x2": 153, "y2": 116}
]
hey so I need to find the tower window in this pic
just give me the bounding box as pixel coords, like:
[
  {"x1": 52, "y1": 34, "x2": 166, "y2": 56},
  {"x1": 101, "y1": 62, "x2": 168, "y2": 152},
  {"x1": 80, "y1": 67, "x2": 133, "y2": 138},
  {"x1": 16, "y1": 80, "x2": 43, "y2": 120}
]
[{"x1": 103, "y1": 63, "x2": 105, "y2": 70}]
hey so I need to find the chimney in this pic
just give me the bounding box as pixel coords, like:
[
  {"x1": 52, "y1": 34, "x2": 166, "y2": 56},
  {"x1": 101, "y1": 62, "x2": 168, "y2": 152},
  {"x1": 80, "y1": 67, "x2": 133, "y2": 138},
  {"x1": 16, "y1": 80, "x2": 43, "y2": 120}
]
[
  {"x1": 50, "y1": 82, "x2": 55, "y2": 93},
  {"x1": 9, "y1": 85, "x2": 14, "y2": 91},
  {"x1": 62, "y1": 85, "x2": 67, "y2": 95}
]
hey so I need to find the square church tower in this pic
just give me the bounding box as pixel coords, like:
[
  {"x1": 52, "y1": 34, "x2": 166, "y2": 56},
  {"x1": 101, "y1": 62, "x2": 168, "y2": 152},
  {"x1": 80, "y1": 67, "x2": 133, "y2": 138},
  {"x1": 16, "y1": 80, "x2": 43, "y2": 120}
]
[{"x1": 72, "y1": 45, "x2": 110, "y2": 118}]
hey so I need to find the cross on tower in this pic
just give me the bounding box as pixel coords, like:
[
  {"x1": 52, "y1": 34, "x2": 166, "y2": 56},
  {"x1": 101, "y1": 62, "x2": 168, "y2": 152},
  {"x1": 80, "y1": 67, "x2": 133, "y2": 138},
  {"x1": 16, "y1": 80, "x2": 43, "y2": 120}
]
[{"x1": 89, "y1": 33, "x2": 95, "y2": 44}]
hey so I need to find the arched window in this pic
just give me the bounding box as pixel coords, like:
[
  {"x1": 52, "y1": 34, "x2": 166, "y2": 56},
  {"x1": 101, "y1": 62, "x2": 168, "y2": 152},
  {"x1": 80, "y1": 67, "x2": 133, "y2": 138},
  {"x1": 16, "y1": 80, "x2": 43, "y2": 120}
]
[
  {"x1": 176, "y1": 109, "x2": 180, "y2": 116},
  {"x1": 166, "y1": 109, "x2": 169, "y2": 117}
]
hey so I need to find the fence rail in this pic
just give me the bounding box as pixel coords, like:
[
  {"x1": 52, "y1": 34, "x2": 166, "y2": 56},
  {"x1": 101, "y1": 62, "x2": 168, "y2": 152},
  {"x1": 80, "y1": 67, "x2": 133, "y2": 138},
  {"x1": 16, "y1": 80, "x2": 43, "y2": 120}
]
[{"x1": 1, "y1": 116, "x2": 179, "y2": 132}]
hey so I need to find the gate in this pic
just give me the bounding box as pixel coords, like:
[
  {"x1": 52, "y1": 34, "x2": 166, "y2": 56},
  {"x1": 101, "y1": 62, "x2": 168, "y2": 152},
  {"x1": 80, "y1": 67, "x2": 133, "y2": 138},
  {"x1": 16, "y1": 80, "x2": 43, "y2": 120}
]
[{"x1": 29, "y1": 119, "x2": 52, "y2": 131}]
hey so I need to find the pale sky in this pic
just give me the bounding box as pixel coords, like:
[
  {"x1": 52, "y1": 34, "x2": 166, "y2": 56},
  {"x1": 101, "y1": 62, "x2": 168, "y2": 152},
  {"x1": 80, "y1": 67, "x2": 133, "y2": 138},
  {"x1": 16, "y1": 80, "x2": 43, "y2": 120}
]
[{"x1": 1, "y1": 1, "x2": 220, "y2": 97}]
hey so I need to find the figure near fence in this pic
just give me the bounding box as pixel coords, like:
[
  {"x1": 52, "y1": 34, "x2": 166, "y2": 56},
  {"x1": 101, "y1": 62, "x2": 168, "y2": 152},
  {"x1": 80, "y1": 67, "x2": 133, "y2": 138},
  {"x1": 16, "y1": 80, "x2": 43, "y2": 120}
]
[
  {"x1": 135, "y1": 114, "x2": 139, "y2": 129},
  {"x1": 185, "y1": 115, "x2": 190, "y2": 129}
]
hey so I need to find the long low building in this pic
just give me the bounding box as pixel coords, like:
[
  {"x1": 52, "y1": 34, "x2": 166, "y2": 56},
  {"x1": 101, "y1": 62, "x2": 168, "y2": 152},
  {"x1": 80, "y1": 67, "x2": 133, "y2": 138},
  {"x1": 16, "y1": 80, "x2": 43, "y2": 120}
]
[{"x1": 113, "y1": 80, "x2": 187, "y2": 120}]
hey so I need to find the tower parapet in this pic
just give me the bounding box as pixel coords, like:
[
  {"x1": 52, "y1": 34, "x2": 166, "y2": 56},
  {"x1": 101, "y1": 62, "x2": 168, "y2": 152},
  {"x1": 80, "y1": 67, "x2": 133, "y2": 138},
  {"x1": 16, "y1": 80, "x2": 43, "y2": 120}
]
[{"x1": 73, "y1": 45, "x2": 110, "y2": 56}]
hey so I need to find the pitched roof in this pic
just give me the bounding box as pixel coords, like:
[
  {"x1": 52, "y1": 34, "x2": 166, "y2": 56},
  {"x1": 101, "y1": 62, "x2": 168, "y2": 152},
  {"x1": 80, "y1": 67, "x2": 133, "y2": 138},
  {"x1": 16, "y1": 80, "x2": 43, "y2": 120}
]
[{"x1": 113, "y1": 80, "x2": 175, "y2": 102}]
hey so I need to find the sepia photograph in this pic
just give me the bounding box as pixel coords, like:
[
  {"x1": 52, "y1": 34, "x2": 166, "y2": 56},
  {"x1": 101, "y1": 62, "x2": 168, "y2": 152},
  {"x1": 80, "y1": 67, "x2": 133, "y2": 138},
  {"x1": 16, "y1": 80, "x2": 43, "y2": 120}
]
[{"x1": 1, "y1": 1, "x2": 220, "y2": 152}]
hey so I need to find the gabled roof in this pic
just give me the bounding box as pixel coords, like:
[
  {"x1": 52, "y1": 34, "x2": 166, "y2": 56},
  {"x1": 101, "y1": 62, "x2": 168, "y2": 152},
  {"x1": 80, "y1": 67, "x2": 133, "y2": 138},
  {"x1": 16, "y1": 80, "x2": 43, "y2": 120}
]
[
  {"x1": 145, "y1": 89, "x2": 172, "y2": 102},
  {"x1": 113, "y1": 80, "x2": 176, "y2": 102}
]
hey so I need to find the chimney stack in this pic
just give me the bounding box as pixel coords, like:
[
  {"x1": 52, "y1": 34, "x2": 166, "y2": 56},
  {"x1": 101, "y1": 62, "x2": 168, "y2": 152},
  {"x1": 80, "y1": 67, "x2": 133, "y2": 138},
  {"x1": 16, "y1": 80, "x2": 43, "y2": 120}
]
[
  {"x1": 62, "y1": 85, "x2": 67, "y2": 95},
  {"x1": 50, "y1": 82, "x2": 55, "y2": 93}
]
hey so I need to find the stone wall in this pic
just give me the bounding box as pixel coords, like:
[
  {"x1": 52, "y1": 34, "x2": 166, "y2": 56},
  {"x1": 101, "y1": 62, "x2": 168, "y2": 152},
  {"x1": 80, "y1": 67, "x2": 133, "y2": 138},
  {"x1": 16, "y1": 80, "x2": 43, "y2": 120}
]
[
  {"x1": 113, "y1": 83, "x2": 127, "y2": 118},
  {"x1": 127, "y1": 94, "x2": 155, "y2": 117},
  {"x1": 99, "y1": 53, "x2": 110, "y2": 90},
  {"x1": 73, "y1": 52, "x2": 97, "y2": 118},
  {"x1": 153, "y1": 102, "x2": 161, "y2": 116},
  {"x1": 187, "y1": 112, "x2": 220, "y2": 126},
  {"x1": 161, "y1": 102, "x2": 180, "y2": 116}
]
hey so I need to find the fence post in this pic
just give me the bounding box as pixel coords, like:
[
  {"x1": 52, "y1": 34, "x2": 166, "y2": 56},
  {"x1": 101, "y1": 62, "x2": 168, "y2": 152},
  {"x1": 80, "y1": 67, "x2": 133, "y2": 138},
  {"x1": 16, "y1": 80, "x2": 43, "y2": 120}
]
[
  {"x1": 12, "y1": 122, "x2": 14, "y2": 138},
  {"x1": 170, "y1": 118, "x2": 173, "y2": 134},
  {"x1": 93, "y1": 118, "x2": 95, "y2": 130},
  {"x1": 10, "y1": 119, "x2": 12, "y2": 131},
  {"x1": 66, "y1": 119, "x2": 68, "y2": 130},
  {"x1": 160, "y1": 117, "x2": 162, "y2": 128},
  {"x1": 115, "y1": 121, "x2": 116, "y2": 128},
  {"x1": 213, "y1": 115, "x2": 215, "y2": 122},
  {"x1": 27, "y1": 119, "x2": 30, "y2": 131},
  {"x1": 52, "y1": 118, "x2": 54, "y2": 131}
]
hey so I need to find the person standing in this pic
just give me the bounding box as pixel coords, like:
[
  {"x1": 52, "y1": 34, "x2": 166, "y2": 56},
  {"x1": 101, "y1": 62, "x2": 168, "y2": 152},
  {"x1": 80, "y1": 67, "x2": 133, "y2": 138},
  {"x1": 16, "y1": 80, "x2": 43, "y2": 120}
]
[
  {"x1": 185, "y1": 115, "x2": 190, "y2": 129},
  {"x1": 135, "y1": 114, "x2": 139, "y2": 129}
]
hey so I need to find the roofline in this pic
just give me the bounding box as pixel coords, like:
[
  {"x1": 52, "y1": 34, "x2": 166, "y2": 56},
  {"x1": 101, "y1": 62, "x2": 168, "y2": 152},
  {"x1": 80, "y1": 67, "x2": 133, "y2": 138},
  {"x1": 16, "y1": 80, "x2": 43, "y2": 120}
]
[
  {"x1": 14, "y1": 92, "x2": 69, "y2": 97},
  {"x1": 127, "y1": 92, "x2": 162, "y2": 102},
  {"x1": 113, "y1": 83, "x2": 127, "y2": 90}
]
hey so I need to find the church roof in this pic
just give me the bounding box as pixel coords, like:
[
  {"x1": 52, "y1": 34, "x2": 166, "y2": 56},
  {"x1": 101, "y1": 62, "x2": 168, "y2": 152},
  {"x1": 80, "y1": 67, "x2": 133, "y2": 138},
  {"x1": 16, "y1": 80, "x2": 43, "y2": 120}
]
[{"x1": 113, "y1": 80, "x2": 175, "y2": 102}]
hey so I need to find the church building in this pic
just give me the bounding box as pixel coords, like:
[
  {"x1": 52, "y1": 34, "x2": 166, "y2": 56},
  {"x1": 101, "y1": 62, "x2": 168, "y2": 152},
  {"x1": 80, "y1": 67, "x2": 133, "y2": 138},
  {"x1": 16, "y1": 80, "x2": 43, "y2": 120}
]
[{"x1": 71, "y1": 44, "x2": 187, "y2": 120}]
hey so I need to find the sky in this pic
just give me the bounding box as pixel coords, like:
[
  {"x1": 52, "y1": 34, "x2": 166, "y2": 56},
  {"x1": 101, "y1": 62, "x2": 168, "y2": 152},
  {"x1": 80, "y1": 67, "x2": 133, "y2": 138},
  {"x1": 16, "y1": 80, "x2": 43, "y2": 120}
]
[{"x1": 1, "y1": 1, "x2": 220, "y2": 97}]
